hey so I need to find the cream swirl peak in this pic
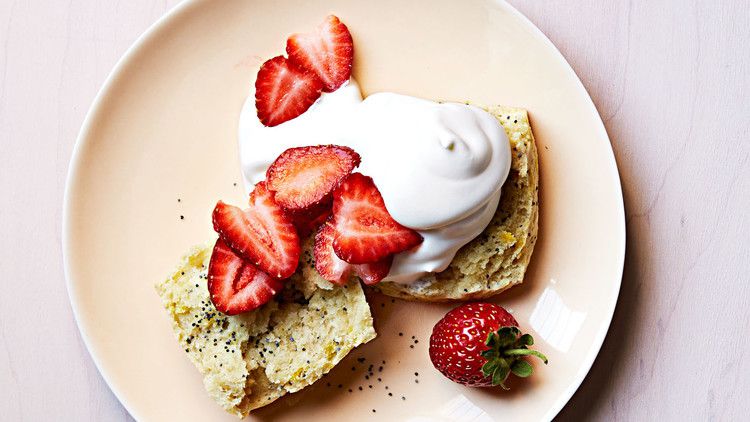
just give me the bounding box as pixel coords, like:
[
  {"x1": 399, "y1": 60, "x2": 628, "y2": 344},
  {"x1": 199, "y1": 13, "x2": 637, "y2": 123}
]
[{"x1": 238, "y1": 80, "x2": 511, "y2": 283}]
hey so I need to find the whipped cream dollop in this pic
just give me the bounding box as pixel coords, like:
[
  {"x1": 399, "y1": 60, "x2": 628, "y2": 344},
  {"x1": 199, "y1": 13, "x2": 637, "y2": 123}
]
[{"x1": 238, "y1": 80, "x2": 511, "y2": 284}]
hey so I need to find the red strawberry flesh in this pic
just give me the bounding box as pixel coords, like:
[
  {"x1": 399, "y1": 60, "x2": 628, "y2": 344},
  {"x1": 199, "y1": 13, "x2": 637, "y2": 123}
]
[
  {"x1": 331, "y1": 173, "x2": 422, "y2": 264},
  {"x1": 207, "y1": 239, "x2": 283, "y2": 315},
  {"x1": 314, "y1": 220, "x2": 392, "y2": 285},
  {"x1": 314, "y1": 222, "x2": 352, "y2": 285},
  {"x1": 352, "y1": 257, "x2": 392, "y2": 285},
  {"x1": 286, "y1": 201, "x2": 333, "y2": 238},
  {"x1": 286, "y1": 15, "x2": 354, "y2": 92},
  {"x1": 266, "y1": 145, "x2": 360, "y2": 212},
  {"x1": 212, "y1": 182, "x2": 301, "y2": 279},
  {"x1": 255, "y1": 55, "x2": 323, "y2": 127}
]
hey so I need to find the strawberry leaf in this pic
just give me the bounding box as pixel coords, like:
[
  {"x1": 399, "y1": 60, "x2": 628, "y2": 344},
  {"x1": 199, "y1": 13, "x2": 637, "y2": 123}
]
[
  {"x1": 492, "y1": 360, "x2": 511, "y2": 389},
  {"x1": 519, "y1": 333, "x2": 534, "y2": 346},
  {"x1": 481, "y1": 348, "x2": 498, "y2": 359},
  {"x1": 478, "y1": 325, "x2": 548, "y2": 388},
  {"x1": 485, "y1": 332, "x2": 497, "y2": 347},
  {"x1": 511, "y1": 360, "x2": 533, "y2": 378},
  {"x1": 481, "y1": 360, "x2": 499, "y2": 377},
  {"x1": 500, "y1": 327, "x2": 520, "y2": 347}
]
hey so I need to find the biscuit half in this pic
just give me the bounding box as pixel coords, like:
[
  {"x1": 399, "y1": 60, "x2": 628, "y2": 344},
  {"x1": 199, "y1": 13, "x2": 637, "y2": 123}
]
[
  {"x1": 156, "y1": 244, "x2": 376, "y2": 417},
  {"x1": 376, "y1": 106, "x2": 539, "y2": 301}
]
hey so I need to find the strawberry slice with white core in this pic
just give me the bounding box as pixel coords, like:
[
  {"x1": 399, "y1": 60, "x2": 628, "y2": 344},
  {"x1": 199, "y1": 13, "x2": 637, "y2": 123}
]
[
  {"x1": 266, "y1": 145, "x2": 361, "y2": 211},
  {"x1": 331, "y1": 173, "x2": 423, "y2": 264},
  {"x1": 314, "y1": 221, "x2": 392, "y2": 285},
  {"x1": 207, "y1": 239, "x2": 283, "y2": 315},
  {"x1": 286, "y1": 15, "x2": 354, "y2": 92},
  {"x1": 255, "y1": 55, "x2": 324, "y2": 127},
  {"x1": 212, "y1": 182, "x2": 301, "y2": 279}
]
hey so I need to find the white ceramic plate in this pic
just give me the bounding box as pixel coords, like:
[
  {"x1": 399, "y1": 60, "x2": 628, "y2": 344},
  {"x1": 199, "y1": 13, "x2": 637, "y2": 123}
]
[{"x1": 63, "y1": 1, "x2": 625, "y2": 420}]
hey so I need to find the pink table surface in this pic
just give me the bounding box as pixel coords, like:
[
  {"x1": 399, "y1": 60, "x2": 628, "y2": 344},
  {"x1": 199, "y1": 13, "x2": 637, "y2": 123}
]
[{"x1": 1, "y1": 1, "x2": 748, "y2": 420}]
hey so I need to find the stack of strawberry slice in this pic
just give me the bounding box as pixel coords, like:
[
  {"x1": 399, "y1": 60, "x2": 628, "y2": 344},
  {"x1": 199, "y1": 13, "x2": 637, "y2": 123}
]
[
  {"x1": 314, "y1": 173, "x2": 423, "y2": 285},
  {"x1": 209, "y1": 146, "x2": 423, "y2": 315},
  {"x1": 255, "y1": 15, "x2": 354, "y2": 127},
  {"x1": 209, "y1": 182, "x2": 300, "y2": 315},
  {"x1": 208, "y1": 15, "x2": 422, "y2": 315}
]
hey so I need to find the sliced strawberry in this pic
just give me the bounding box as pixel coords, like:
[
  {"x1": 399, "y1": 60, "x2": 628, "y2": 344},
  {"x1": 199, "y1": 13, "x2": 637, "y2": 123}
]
[
  {"x1": 314, "y1": 221, "x2": 392, "y2": 285},
  {"x1": 255, "y1": 55, "x2": 324, "y2": 127},
  {"x1": 286, "y1": 15, "x2": 354, "y2": 92},
  {"x1": 207, "y1": 239, "x2": 283, "y2": 315},
  {"x1": 287, "y1": 201, "x2": 332, "y2": 238},
  {"x1": 314, "y1": 222, "x2": 352, "y2": 285},
  {"x1": 331, "y1": 173, "x2": 423, "y2": 264},
  {"x1": 266, "y1": 145, "x2": 360, "y2": 211},
  {"x1": 353, "y1": 256, "x2": 392, "y2": 285},
  {"x1": 212, "y1": 182, "x2": 301, "y2": 279}
]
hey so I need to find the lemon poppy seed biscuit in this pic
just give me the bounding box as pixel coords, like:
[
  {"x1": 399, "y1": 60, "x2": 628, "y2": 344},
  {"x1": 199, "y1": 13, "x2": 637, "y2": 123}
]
[
  {"x1": 376, "y1": 106, "x2": 539, "y2": 301},
  {"x1": 154, "y1": 105, "x2": 536, "y2": 416},
  {"x1": 155, "y1": 243, "x2": 376, "y2": 417}
]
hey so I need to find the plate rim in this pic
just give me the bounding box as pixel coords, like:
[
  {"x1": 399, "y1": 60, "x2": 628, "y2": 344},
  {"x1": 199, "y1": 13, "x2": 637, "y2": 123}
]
[
  {"x1": 62, "y1": 1, "x2": 626, "y2": 420},
  {"x1": 62, "y1": 1, "x2": 197, "y2": 420},
  {"x1": 498, "y1": 4, "x2": 626, "y2": 420},
  {"x1": 506, "y1": 0, "x2": 627, "y2": 421}
]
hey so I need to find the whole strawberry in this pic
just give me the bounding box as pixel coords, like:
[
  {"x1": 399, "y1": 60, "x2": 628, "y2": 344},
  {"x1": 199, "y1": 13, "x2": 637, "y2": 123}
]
[{"x1": 429, "y1": 302, "x2": 547, "y2": 388}]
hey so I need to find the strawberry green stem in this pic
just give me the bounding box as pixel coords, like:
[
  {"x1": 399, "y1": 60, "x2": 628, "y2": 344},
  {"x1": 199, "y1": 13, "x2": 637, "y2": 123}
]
[
  {"x1": 479, "y1": 326, "x2": 549, "y2": 388},
  {"x1": 503, "y1": 348, "x2": 549, "y2": 364}
]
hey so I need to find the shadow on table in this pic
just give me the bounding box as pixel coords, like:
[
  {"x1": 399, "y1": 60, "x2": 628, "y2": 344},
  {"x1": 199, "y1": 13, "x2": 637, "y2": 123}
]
[{"x1": 554, "y1": 155, "x2": 645, "y2": 421}]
